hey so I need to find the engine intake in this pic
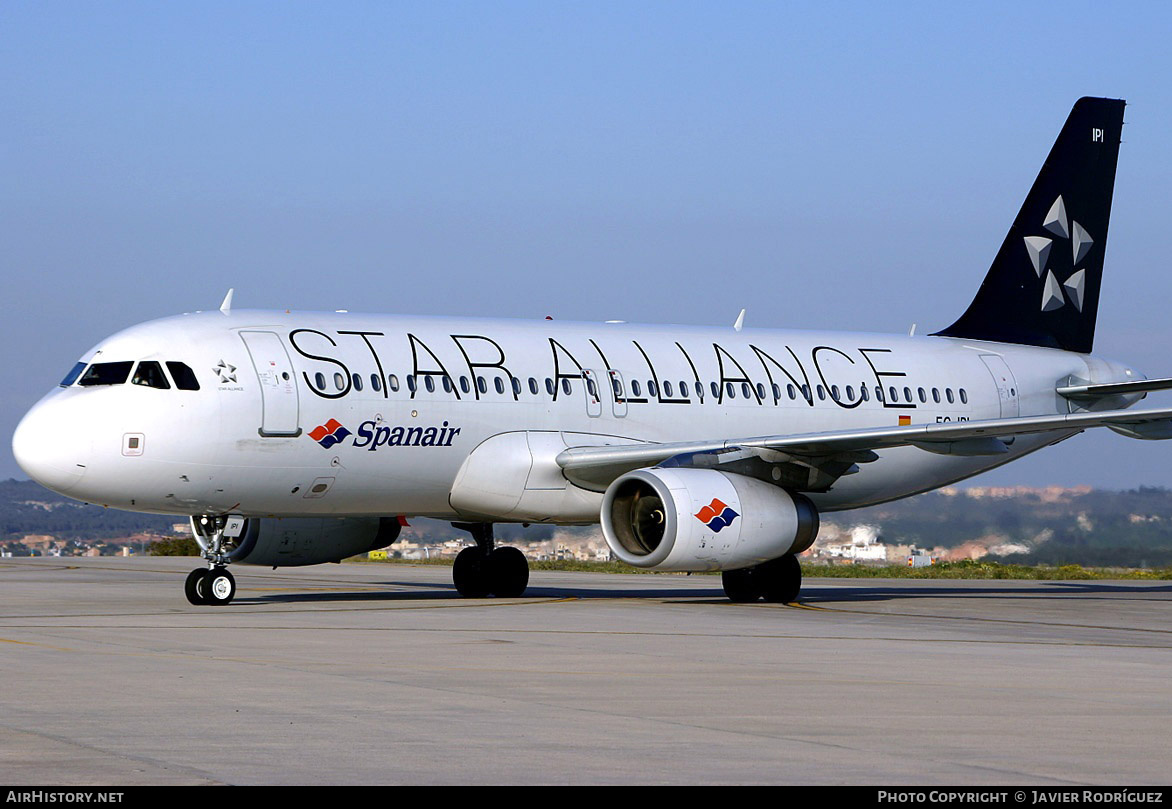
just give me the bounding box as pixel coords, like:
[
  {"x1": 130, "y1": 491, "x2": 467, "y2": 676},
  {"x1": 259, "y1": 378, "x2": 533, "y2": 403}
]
[{"x1": 601, "y1": 468, "x2": 818, "y2": 572}]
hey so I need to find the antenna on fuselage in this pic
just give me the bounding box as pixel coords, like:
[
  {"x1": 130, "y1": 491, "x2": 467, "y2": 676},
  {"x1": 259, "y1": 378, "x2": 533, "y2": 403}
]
[
  {"x1": 219, "y1": 288, "x2": 235, "y2": 315},
  {"x1": 733, "y1": 309, "x2": 745, "y2": 332}
]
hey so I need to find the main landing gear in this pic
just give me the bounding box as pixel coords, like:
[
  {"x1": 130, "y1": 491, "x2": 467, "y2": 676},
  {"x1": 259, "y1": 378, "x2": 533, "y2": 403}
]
[
  {"x1": 721, "y1": 554, "x2": 802, "y2": 604},
  {"x1": 451, "y1": 522, "x2": 529, "y2": 598},
  {"x1": 185, "y1": 515, "x2": 239, "y2": 606}
]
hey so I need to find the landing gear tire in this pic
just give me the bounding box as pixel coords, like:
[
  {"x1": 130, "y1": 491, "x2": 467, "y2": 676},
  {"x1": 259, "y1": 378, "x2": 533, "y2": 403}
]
[
  {"x1": 721, "y1": 567, "x2": 761, "y2": 602},
  {"x1": 453, "y1": 547, "x2": 492, "y2": 598},
  {"x1": 184, "y1": 568, "x2": 209, "y2": 605},
  {"x1": 204, "y1": 567, "x2": 236, "y2": 606},
  {"x1": 488, "y1": 546, "x2": 529, "y2": 598},
  {"x1": 758, "y1": 555, "x2": 802, "y2": 603}
]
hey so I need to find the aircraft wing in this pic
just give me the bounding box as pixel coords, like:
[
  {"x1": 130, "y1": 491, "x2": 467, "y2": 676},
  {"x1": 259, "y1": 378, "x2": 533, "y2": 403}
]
[{"x1": 556, "y1": 406, "x2": 1172, "y2": 491}]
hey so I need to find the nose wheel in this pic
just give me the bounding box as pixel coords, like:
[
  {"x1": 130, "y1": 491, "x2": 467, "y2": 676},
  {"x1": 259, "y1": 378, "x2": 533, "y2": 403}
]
[
  {"x1": 184, "y1": 566, "x2": 236, "y2": 605},
  {"x1": 186, "y1": 515, "x2": 243, "y2": 606}
]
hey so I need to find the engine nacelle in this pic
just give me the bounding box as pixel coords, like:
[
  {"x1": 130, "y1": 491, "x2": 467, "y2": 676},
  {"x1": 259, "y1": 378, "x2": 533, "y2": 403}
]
[
  {"x1": 207, "y1": 517, "x2": 402, "y2": 567},
  {"x1": 600, "y1": 468, "x2": 818, "y2": 572}
]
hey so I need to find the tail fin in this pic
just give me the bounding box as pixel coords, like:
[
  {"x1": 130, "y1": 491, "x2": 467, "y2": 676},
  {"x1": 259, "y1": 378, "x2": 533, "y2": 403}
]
[{"x1": 933, "y1": 97, "x2": 1125, "y2": 354}]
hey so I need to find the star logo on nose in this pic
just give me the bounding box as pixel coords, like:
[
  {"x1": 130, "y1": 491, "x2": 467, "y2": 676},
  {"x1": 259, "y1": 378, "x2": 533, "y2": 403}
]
[{"x1": 214, "y1": 360, "x2": 237, "y2": 383}]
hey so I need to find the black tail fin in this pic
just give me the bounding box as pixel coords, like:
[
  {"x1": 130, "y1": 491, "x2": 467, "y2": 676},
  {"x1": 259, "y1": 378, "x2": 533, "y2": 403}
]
[{"x1": 933, "y1": 97, "x2": 1125, "y2": 354}]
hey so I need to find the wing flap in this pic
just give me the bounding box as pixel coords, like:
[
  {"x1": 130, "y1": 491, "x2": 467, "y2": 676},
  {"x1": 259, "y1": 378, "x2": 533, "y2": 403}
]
[{"x1": 556, "y1": 406, "x2": 1172, "y2": 488}]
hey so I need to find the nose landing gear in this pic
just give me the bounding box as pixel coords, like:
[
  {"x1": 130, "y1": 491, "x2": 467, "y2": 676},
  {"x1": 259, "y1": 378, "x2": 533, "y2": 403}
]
[{"x1": 185, "y1": 515, "x2": 242, "y2": 606}]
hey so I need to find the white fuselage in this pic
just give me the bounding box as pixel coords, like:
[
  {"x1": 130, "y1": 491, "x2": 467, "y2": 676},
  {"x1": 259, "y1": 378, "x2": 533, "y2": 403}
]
[{"x1": 12, "y1": 309, "x2": 1141, "y2": 521}]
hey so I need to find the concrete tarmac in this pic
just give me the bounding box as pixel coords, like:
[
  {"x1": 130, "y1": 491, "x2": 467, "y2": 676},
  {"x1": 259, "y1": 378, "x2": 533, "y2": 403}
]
[{"x1": 0, "y1": 557, "x2": 1169, "y2": 785}]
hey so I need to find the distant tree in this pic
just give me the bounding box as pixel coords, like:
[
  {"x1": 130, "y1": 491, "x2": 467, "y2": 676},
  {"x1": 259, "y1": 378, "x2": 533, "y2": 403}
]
[{"x1": 147, "y1": 537, "x2": 201, "y2": 556}]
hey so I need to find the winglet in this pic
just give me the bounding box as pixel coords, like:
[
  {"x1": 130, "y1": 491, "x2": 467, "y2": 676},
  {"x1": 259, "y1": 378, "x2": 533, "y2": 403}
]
[
  {"x1": 733, "y1": 309, "x2": 745, "y2": 332},
  {"x1": 219, "y1": 288, "x2": 234, "y2": 315}
]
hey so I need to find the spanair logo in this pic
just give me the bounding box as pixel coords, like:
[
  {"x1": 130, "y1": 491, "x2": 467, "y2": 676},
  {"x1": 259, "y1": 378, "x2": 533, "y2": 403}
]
[
  {"x1": 309, "y1": 419, "x2": 351, "y2": 449},
  {"x1": 1024, "y1": 195, "x2": 1093, "y2": 314},
  {"x1": 694, "y1": 498, "x2": 739, "y2": 532}
]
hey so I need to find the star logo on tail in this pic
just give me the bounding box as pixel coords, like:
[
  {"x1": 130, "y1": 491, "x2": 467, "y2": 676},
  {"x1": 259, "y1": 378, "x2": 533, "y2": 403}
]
[{"x1": 1023, "y1": 195, "x2": 1091, "y2": 313}]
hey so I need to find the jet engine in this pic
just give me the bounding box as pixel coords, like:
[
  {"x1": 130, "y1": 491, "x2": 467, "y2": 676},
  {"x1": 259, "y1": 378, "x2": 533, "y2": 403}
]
[
  {"x1": 600, "y1": 468, "x2": 818, "y2": 572},
  {"x1": 200, "y1": 516, "x2": 402, "y2": 567}
]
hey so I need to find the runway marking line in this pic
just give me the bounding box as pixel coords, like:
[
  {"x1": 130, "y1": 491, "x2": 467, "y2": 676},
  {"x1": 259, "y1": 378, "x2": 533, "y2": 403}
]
[{"x1": 0, "y1": 636, "x2": 75, "y2": 652}]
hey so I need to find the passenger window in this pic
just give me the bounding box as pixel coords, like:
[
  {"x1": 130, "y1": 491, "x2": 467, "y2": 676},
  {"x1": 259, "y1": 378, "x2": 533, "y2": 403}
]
[
  {"x1": 756, "y1": 383, "x2": 766, "y2": 400},
  {"x1": 424, "y1": 375, "x2": 435, "y2": 393},
  {"x1": 860, "y1": 385, "x2": 869, "y2": 402},
  {"x1": 787, "y1": 384, "x2": 796, "y2": 400},
  {"x1": 741, "y1": 383, "x2": 751, "y2": 399},
  {"x1": 166, "y1": 362, "x2": 200, "y2": 391},
  {"x1": 495, "y1": 377, "x2": 505, "y2": 394},
  {"x1": 632, "y1": 379, "x2": 642, "y2": 397},
  {"x1": 512, "y1": 377, "x2": 521, "y2": 396},
  {"x1": 79, "y1": 361, "x2": 134, "y2": 387},
  {"x1": 816, "y1": 385, "x2": 825, "y2": 401},
  {"x1": 587, "y1": 377, "x2": 598, "y2": 398},
  {"x1": 711, "y1": 382, "x2": 719, "y2": 398},
  {"x1": 352, "y1": 373, "x2": 363, "y2": 392},
  {"x1": 726, "y1": 383, "x2": 736, "y2": 400},
  {"x1": 442, "y1": 376, "x2": 453, "y2": 393},
  {"x1": 477, "y1": 377, "x2": 487, "y2": 394},
  {"x1": 60, "y1": 362, "x2": 87, "y2": 387},
  {"x1": 529, "y1": 377, "x2": 539, "y2": 395},
  {"x1": 132, "y1": 361, "x2": 170, "y2": 389},
  {"x1": 831, "y1": 385, "x2": 840, "y2": 402},
  {"x1": 460, "y1": 376, "x2": 470, "y2": 394},
  {"x1": 407, "y1": 375, "x2": 417, "y2": 393},
  {"x1": 664, "y1": 380, "x2": 673, "y2": 397},
  {"x1": 371, "y1": 374, "x2": 382, "y2": 392},
  {"x1": 802, "y1": 384, "x2": 811, "y2": 401},
  {"x1": 389, "y1": 374, "x2": 400, "y2": 392},
  {"x1": 889, "y1": 386, "x2": 898, "y2": 402},
  {"x1": 960, "y1": 388, "x2": 968, "y2": 404},
  {"x1": 649, "y1": 380, "x2": 658, "y2": 397},
  {"x1": 334, "y1": 373, "x2": 345, "y2": 391},
  {"x1": 932, "y1": 388, "x2": 941, "y2": 403},
  {"x1": 695, "y1": 381, "x2": 704, "y2": 398},
  {"x1": 612, "y1": 377, "x2": 623, "y2": 397},
  {"x1": 918, "y1": 387, "x2": 926, "y2": 403},
  {"x1": 845, "y1": 385, "x2": 854, "y2": 401},
  {"x1": 876, "y1": 386, "x2": 884, "y2": 402},
  {"x1": 946, "y1": 388, "x2": 955, "y2": 404},
  {"x1": 561, "y1": 378, "x2": 572, "y2": 395},
  {"x1": 680, "y1": 381, "x2": 689, "y2": 399},
  {"x1": 315, "y1": 372, "x2": 326, "y2": 391},
  {"x1": 903, "y1": 386, "x2": 912, "y2": 402},
  {"x1": 546, "y1": 378, "x2": 555, "y2": 395}
]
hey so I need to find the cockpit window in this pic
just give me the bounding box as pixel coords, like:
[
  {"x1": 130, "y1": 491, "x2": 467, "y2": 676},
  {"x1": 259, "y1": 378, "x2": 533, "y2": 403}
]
[
  {"x1": 60, "y1": 362, "x2": 87, "y2": 387},
  {"x1": 78, "y1": 361, "x2": 133, "y2": 387},
  {"x1": 166, "y1": 362, "x2": 200, "y2": 391},
  {"x1": 132, "y1": 361, "x2": 171, "y2": 389}
]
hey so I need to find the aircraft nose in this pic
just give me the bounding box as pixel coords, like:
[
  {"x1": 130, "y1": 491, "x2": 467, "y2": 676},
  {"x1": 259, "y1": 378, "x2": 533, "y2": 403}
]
[{"x1": 12, "y1": 394, "x2": 91, "y2": 495}]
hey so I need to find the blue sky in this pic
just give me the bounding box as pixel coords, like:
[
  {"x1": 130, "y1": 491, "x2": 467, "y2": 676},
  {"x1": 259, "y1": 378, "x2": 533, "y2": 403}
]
[{"x1": 4, "y1": 1, "x2": 1172, "y2": 486}]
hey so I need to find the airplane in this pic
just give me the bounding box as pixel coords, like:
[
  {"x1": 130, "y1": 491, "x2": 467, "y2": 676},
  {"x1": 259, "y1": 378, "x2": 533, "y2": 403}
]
[{"x1": 12, "y1": 96, "x2": 1172, "y2": 607}]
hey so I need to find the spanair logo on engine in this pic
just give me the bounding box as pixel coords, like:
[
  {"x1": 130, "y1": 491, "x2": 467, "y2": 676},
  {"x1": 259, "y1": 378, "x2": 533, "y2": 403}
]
[
  {"x1": 695, "y1": 498, "x2": 739, "y2": 532},
  {"x1": 309, "y1": 419, "x2": 351, "y2": 449}
]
